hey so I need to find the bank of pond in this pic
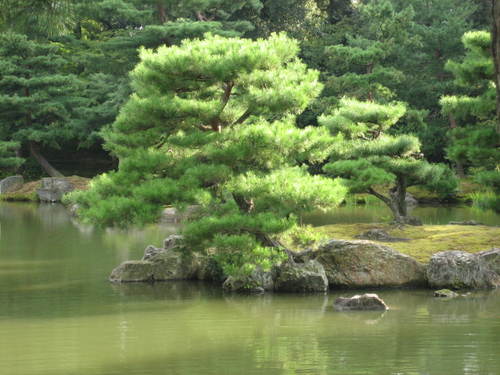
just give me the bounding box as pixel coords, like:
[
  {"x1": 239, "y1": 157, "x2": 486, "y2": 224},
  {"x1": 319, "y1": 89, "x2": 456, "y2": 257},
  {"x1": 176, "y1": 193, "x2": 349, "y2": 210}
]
[{"x1": 1, "y1": 202, "x2": 500, "y2": 375}]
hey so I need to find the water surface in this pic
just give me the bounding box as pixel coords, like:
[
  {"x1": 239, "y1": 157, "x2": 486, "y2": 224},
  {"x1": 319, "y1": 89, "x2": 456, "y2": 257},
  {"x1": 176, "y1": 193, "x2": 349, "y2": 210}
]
[{"x1": 0, "y1": 203, "x2": 499, "y2": 375}]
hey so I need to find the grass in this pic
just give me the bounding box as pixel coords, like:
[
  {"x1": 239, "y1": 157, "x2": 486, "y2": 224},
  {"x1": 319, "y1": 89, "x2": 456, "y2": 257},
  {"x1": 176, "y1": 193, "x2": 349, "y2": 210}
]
[
  {"x1": 314, "y1": 223, "x2": 499, "y2": 263},
  {"x1": 0, "y1": 175, "x2": 90, "y2": 201}
]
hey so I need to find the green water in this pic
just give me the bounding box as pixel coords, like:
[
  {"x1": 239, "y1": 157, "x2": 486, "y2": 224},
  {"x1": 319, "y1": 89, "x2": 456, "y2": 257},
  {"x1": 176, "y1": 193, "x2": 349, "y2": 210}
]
[
  {"x1": 1, "y1": 203, "x2": 499, "y2": 375},
  {"x1": 304, "y1": 204, "x2": 500, "y2": 226}
]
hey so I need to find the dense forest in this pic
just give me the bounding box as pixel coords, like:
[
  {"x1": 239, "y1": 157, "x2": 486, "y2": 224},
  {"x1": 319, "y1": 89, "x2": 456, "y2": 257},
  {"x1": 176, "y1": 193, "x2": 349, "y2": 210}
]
[{"x1": 0, "y1": 1, "x2": 499, "y2": 276}]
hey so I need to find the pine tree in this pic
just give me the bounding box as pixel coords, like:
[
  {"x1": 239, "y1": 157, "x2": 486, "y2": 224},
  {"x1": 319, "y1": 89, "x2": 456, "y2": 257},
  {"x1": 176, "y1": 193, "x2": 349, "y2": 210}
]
[
  {"x1": 440, "y1": 30, "x2": 500, "y2": 209},
  {"x1": 0, "y1": 140, "x2": 23, "y2": 177},
  {"x1": 321, "y1": 98, "x2": 457, "y2": 225},
  {"x1": 69, "y1": 34, "x2": 347, "y2": 276},
  {"x1": 322, "y1": 0, "x2": 416, "y2": 104},
  {"x1": 0, "y1": 32, "x2": 90, "y2": 176}
]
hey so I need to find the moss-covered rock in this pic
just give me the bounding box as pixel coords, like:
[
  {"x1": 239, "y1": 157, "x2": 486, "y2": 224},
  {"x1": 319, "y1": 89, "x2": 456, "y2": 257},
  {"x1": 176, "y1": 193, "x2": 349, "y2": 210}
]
[
  {"x1": 316, "y1": 239, "x2": 426, "y2": 288},
  {"x1": 427, "y1": 251, "x2": 500, "y2": 289},
  {"x1": 274, "y1": 260, "x2": 328, "y2": 293},
  {"x1": 222, "y1": 268, "x2": 274, "y2": 294},
  {"x1": 109, "y1": 261, "x2": 154, "y2": 282}
]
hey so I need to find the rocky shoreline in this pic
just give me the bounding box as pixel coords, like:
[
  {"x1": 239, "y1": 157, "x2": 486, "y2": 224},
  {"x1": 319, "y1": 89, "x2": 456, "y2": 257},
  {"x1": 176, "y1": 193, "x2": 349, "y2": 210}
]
[{"x1": 110, "y1": 234, "x2": 500, "y2": 294}]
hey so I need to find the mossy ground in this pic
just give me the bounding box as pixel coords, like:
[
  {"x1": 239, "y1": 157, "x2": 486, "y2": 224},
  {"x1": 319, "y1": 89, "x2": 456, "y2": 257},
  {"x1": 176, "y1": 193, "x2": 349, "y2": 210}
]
[
  {"x1": 0, "y1": 176, "x2": 90, "y2": 202},
  {"x1": 315, "y1": 223, "x2": 499, "y2": 263}
]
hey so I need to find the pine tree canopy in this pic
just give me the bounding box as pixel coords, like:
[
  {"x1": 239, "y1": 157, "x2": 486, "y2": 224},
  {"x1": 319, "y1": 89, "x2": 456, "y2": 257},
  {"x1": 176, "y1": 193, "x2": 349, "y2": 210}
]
[
  {"x1": 69, "y1": 33, "x2": 347, "y2": 276},
  {"x1": 322, "y1": 98, "x2": 457, "y2": 224}
]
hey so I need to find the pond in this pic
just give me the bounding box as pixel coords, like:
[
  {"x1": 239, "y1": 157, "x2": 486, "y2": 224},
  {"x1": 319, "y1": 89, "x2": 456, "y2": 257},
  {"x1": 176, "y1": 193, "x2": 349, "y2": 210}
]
[
  {"x1": 0, "y1": 202, "x2": 499, "y2": 375},
  {"x1": 304, "y1": 203, "x2": 500, "y2": 226}
]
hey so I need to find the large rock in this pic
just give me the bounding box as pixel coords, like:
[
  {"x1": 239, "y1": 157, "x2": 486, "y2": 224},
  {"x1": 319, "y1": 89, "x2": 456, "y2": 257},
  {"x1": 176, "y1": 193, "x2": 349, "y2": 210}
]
[
  {"x1": 316, "y1": 240, "x2": 426, "y2": 288},
  {"x1": 37, "y1": 177, "x2": 74, "y2": 202},
  {"x1": 333, "y1": 293, "x2": 389, "y2": 311},
  {"x1": 160, "y1": 205, "x2": 201, "y2": 223},
  {"x1": 0, "y1": 175, "x2": 23, "y2": 194},
  {"x1": 222, "y1": 267, "x2": 274, "y2": 294},
  {"x1": 427, "y1": 251, "x2": 500, "y2": 289},
  {"x1": 110, "y1": 235, "x2": 221, "y2": 283},
  {"x1": 477, "y1": 248, "x2": 500, "y2": 274},
  {"x1": 109, "y1": 261, "x2": 154, "y2": 282},
  {"x1": 274, "y1": 260, "x2": 328, "y2": 293}
]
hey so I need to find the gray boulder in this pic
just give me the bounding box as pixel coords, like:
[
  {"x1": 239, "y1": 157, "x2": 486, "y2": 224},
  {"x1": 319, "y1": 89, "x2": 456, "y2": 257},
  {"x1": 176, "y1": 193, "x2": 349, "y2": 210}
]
[
  {"x1": 427, "y1": 251, "x2": 500, "y2": 289},
  {"x1": 160, "y1": 205, "x2": 201, "y2": 223},
  {"x1": 37, "y1": 177, "x2": 74, "y2": 202},
  {"x1": 0, "y1": 175, "x2": 23, "y2": 194},
  {"x1": 109, "y1": 261, "x2": 154, "y2": 282},
  {"x1": 316, "y1": 240, "x2": 426, "y2": 288},
  {"x1": 274, "y1": 260, "x2": 328, "y2": 293},
  {"x1": 434, "y1": 289, "x2": 459, "y2": 298},
  {"x1": 333, "y1": 293, "x2": 389, "y2": 311},
  {"x1": 477, "y1": 248, "x2": 500, "y2": 274},
  {"x1": 222, "y1": 267, "x2": 274, "y2": 294}
]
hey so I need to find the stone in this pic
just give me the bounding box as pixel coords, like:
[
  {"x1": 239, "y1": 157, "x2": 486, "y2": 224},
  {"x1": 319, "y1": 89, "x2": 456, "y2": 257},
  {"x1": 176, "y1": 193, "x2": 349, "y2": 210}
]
[
  {"x1": 405, "y1": 192, "x2": 418, "y2": 207},
  {"x1": 160, "y1": 205, "x2": 201, "y2": 223},
  {"x1": 449, "y1": 220, "x2": 484, "y2": 226},
  {"x1": 142, "y1": 245, "x2": 164, "y2": 261},
  {"x1": 427, "y1": 251, "x2": 500, "y2": 289},
  {"x1": 163, "y1": 234, "x2": 184, "y2": 250},
  {"x1": 146, "y1": 247, "x2": 200, "y2": 281},
  {"x1": 109, "y1": 261, "x2": 154, "y2": 282},
  {"x1": 355, "y1": 229, "x2": 409, "y2": 242},
  {"x1": 316, "y1": 240, "x2": 426, "y2": 288},
  {"x1": 0, "y1": 175, "x2": 23, "y2": 194},
  {"x1": 434, "y1": 289, "x2": 459, "y2": 298},
  {"x1": 333, "y1": 293, "x2": 389, "y2": 311},
  {"x1": 274, "y1": 260, "x2": 328, "y2": 293},
  {"x1": 222, "y1": 267, "x2": 274, "y2": 294},
  {"x1": 477, "y1": 248, "x2": 500, "y2": 274},
  {"x1": 37, "y1": 177, "x2": 74, "y2": 202}
]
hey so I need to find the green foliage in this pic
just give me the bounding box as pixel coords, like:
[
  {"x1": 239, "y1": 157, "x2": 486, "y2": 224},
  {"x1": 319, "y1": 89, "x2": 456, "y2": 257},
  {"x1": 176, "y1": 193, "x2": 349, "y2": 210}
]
[
  {"x1": 0, "y1": 32, "x2": 92, "y2": 151},
  {"x1": 71, "y1": 34, "x2": 346, "y2": 276},
  {"x1": 440, "y1": 30, "x2": 500, "y2": 205},
  {"x1": 0, "y1": 140, "x2": 23, "y2": 178},
  {"x1": 322, "y1": 98, "x2": 457, "y2": 222}
]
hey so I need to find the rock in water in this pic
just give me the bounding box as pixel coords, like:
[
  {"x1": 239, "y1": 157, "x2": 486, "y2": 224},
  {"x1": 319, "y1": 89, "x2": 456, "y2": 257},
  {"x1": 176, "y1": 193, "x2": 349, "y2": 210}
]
[
  {"x1": 316, "y1": 240, "x2": 426, "y2": 288},
  {"x1": 109, "y1": 261, "x2": 154, "y2": 282},
  {"x1": 37, "y1": 177, "x2": 74, "y2": 202},
  {"x1": 222, "y1": 267, "x2": 274, "y2": 294},
  {"x1": 333, "y1": 293, "x2": 389, "y2": 311},
  {"x1": 274, "y1": 260, "x2": 328, "y2": 293},
  {"x1": 427, "y1": 251, "x2": 500, "y2": 289},
  {"x1": 434, "y1": 289, "x2": 459, "y2": 298},
  {"x1": 0, "y1": 175, "x2": 23, "y2": 194},
  {"x1": 477, "y1": 248, "x2": 500, "y2": 275}
]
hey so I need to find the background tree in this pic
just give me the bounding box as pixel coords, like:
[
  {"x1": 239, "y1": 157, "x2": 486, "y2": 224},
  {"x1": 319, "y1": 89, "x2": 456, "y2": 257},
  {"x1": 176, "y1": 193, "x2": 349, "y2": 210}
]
[
  {"x1": 440, "y1": 30, "x2": 500, "y2": 210},
  {"x1": 0, "y1": 141, "x2": 23, "y2": 178},
  {"x1": 0, "y1": 32, "x2": 90, "y2": 176},
  {"x1": 321, "y1": 98, "x2": 458, "y2": 224},
  {"x1": 69, "y1": 34, "x2": 346, "y2": 277}
]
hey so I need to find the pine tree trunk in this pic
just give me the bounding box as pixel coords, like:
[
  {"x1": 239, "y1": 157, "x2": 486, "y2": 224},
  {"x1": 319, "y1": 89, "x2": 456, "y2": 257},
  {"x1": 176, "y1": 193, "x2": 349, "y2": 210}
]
[
  {"x1": 29, "y1": 142, "x2": 64, "y2": 177},
  {"x1": 157, "y1": 1, "x2": 167, "y2": 23},
  {"x1": 492, "y1": 0, "x2": 500, "y2": 134},
  {"x1": 369, "y1": 183, "x2": 420, "y2": 226}
]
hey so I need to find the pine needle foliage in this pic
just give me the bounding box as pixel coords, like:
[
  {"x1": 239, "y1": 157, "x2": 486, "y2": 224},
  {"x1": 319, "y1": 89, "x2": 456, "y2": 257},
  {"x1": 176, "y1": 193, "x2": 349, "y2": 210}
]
[
  {"x1": 322, "y1": 98, "x2": 457, "y2": 224},
  {"x1": 440, "y1": 31, "x2": 500, "y2": 209},
  {"x1": 70, "y1": 33, "x2": 347, "y2": 276}
]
